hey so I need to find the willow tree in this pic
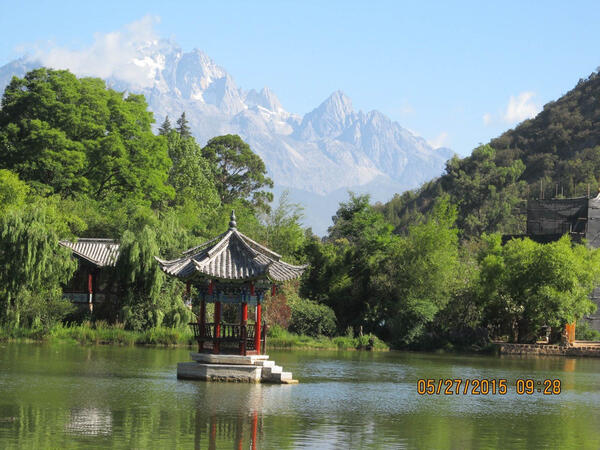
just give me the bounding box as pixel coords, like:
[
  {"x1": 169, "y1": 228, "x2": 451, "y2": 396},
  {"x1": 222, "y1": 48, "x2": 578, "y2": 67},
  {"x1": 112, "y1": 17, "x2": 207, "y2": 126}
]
[
  {"x1": 115, "y1": 225, "x2": 191, "y2": 330},
  {"x1": 0, "y1": 200, "x2": 76, "y2": 328}
]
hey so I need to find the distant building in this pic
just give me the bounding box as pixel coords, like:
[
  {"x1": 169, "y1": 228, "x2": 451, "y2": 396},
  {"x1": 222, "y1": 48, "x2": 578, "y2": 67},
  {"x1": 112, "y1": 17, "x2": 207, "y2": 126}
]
[
  {"x1": 59, "y1": 239, "x2": 119, "y2": 312},
  {"x1": 508, "y1": 196, "x2": 600, "y2": 332}
]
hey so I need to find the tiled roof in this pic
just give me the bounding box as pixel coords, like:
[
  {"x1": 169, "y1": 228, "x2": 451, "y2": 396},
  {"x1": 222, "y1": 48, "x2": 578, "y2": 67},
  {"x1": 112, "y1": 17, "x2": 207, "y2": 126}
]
[
  {"x1": 156, "y1": 213, "x2": 306, "y2": 282},
  {"x1": 59, "y1": 239, "x2": 119, "y2": 267}
]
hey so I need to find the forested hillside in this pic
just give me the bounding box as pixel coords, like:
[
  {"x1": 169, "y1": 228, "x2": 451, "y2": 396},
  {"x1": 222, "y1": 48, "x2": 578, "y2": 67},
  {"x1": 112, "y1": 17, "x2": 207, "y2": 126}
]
[
  {"x1": 379, "y1": 70, "x2": 600, "y2": 238},
  {"x1": 2, "y1": 68, "x2": 600, "y2": 348}
]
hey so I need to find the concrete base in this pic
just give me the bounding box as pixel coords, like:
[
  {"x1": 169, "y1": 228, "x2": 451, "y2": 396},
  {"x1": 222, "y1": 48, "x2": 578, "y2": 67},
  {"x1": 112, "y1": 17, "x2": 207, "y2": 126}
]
[
  {"x1": 177, "y1": 353, "x2": 299, "y2": 384},
  {"x1": 177, "y1": 362, "x2": 262, "y2": 382},
  {"x1": 189, "y1": 352, "x2": 269, "y2": 365}
]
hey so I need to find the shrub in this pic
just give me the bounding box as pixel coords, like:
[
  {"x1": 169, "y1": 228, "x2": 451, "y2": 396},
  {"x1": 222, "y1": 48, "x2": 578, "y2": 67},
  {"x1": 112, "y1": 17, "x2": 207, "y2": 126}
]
[
  {"x1": 288, "y1": 299, "x2": 337, "y2": 337},
  {"x1": 264, "y1": 291, "x2": 291, "y2": 329},
  {"x1": 576, "y1": 321, "x2": 600, "y2": 341}
]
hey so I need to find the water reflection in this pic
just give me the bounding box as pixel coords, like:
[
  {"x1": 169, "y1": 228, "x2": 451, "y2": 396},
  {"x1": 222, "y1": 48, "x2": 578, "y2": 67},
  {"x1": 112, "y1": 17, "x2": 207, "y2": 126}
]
[
  {"x1": 2, "y1": 344, "x2": 600, "y2": 448},
  {"x1": 191, "y1": 383, "x2": 264, "y2": 449},
  {"x1": 66, "y1": 407, "x2": 112, "y2": 436},
  {"x1": 193, "y1": 410, "x2": 259, "y2": 450}
]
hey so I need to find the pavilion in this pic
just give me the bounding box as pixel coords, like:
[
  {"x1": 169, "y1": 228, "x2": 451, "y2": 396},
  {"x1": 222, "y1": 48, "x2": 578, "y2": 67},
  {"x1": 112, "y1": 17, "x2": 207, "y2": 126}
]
[{"x1": 157, "y1": 211, "x2": 306, "y2": 359}]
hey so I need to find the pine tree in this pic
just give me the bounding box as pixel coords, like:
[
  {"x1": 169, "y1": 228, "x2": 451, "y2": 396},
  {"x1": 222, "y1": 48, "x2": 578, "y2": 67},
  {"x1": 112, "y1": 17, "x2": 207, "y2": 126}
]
[
  {"x1": 176, "y1": 112, "x2": 192, "y2": 138},
  {"x1": 158, "y1": 115, "x2": 172, "y2": 135}
]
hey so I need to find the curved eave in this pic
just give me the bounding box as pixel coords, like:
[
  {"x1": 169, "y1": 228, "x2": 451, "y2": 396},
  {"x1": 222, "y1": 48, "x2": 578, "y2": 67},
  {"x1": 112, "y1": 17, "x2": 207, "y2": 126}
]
[{"x1": 266, "y1": 261, "x2": 308, "y2": 282}]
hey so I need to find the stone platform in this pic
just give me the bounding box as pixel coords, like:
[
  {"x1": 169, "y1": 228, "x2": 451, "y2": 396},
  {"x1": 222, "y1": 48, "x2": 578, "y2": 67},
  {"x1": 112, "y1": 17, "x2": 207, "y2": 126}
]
[{"x1": 177, "y1": 353, "x2": 298, "y2": 384}]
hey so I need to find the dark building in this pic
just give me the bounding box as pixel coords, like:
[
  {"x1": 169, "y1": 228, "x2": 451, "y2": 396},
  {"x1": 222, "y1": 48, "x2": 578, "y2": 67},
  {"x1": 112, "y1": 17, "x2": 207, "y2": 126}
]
[
  {"x1": 60, "y1": 239, "x2": 119, "y2": 312},
  {"x1": 518, "y1": 196, "x2": 600, "y2": 331}
]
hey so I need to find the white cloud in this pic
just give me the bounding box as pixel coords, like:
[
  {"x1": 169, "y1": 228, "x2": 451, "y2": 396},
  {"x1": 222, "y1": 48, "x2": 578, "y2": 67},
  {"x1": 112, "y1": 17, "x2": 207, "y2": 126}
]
[
  {"x1": 483, "y1": 91, "x2": 541, "y2": 126},
  {"x1": 482, "y1": 112, "x2": 492, "y2": 126},
  {"x1": 27, "y1": 15, "x2": 162, "y2": 89},
  {"x1": 503, "y1": 91, "x2": 540, "y2": 123},
  {"x1": 429, "y1": 131, "x2": 448, "y2": 148}
]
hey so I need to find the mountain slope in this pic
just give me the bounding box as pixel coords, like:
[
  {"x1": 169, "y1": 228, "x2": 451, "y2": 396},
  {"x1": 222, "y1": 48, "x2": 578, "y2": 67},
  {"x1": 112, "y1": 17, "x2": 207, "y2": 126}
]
[
  {"x1": 379, "y1": 70, "x2": 600, "y2": 237},
  {"x1": 0, "y1": 40, "x2": 452, "y2": 233}
]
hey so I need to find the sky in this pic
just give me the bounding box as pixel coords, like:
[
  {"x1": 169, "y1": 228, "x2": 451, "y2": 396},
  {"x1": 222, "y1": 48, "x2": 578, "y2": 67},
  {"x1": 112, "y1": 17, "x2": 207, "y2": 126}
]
[{"x1": 1, "y1": 0, "x2": 599, "y2": 156}]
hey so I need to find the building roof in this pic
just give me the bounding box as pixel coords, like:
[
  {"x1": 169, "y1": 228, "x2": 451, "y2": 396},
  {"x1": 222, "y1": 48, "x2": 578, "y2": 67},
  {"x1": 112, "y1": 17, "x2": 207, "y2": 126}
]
[
  {"x1": 156, "y1": 212, "x2": 307, "y2": 282},
  {"x1": 59, "y1": 238, "x2": 120, "y2": 267}
]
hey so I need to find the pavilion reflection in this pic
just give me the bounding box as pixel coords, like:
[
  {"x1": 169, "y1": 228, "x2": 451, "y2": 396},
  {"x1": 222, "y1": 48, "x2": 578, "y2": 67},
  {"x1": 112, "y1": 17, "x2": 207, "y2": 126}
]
[{"x1": 193, "y1": 385, "x2": 264, "y2": 449}]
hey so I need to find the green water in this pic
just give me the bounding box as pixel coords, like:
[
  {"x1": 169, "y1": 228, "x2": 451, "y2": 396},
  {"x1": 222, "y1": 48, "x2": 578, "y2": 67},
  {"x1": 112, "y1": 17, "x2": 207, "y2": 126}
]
[{"x1": 1, "y1": 343, "x2": 600, "y2": 449}]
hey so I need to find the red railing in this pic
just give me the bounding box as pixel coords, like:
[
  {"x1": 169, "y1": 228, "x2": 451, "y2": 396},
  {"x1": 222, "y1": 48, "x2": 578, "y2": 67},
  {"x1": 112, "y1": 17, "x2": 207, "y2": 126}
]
[{"x1": 188, "y1": 322, "x2": 266, "y2": 355}]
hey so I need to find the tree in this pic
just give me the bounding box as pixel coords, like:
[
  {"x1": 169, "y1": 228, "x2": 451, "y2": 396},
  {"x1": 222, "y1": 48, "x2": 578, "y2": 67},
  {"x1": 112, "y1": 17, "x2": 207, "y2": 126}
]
[
  {"x1": 0, "y1": 169, "x2": 29, "y2": 216},
  {"x1": 301, "y1": 193, "x2": 395, "y2": 333},
  {"x1": 158, "y1": 115, "x2": 172, "y2": 135},
  {"x1": 115, "y1": 226, "x2": 165, "y2": 330},
  {"x1": 0, "y1": 199, "x2": 76, "y2": 328},
  {"x1": 176, "y1": 112, "x2": 191, "y2": 138},
  {"x1": 258, "y1": 191, "x2": 305, "y2": 260},
  {"x1": 377, "y1": 196, "x2": 460, "y2": 345},
  {"x1": 164, "y1": 130, "x2": 219, "y2": 209},
  {"x1": 478, "y1": 234, "x2": 600, "y2": 343},
  {"x1": 202, "y1": 134, "x2": 274, "y2": 211},
  {"x1": 0, "y1": 68, "x2": 173, "y2": 204}
]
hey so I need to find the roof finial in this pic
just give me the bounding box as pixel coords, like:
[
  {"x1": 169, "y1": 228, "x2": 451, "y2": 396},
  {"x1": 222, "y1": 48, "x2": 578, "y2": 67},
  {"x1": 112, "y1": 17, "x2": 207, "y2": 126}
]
[{"x1": 229, "y1": 210, "x2": 237, "y2": 229}]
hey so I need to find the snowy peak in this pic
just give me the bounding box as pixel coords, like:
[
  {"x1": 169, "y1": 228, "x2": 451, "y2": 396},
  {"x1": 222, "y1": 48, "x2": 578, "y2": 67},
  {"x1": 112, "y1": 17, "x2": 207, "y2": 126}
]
[
  {"x1": 245, "y1": 87, "x2": 284, "y2": 114},
  {"x1": 0, "y1": 41, "x2": 452, "y2": 234},
  {"x1": 297, "y1": 90, "x2": 356, "y2": 139}
]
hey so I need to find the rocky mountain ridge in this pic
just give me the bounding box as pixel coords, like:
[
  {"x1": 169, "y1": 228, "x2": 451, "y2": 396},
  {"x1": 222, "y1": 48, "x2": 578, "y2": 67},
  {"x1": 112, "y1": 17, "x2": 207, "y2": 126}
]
[{"x1": 0, "y1": 40, "x2": 453, "y2": 233}]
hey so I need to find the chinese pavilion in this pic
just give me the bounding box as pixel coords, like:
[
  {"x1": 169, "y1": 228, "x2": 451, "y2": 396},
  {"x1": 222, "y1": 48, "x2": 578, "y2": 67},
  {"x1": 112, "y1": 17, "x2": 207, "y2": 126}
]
[
  {"x1": 157, "y1": 211, "x2": 306, "y2": 356},
  {"x1": 59, "y1": 238, "x2": 120, "y2": 312}
]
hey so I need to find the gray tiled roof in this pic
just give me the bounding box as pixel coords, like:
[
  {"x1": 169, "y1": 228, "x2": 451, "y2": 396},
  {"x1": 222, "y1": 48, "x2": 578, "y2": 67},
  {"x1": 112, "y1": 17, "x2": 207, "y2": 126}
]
[
  {"x1": 60, "y1": 239, "x2": 120, "y2": 267},
  {"x1": 156, "y1": 226, "x2": 306, "y2": 282}
]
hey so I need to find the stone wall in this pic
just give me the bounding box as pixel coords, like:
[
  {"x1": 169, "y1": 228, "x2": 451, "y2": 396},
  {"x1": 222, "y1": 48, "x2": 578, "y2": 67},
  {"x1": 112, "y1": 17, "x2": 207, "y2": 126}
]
[{"x1": 498, "y1": 343, "x2": 600, "y2": 357}]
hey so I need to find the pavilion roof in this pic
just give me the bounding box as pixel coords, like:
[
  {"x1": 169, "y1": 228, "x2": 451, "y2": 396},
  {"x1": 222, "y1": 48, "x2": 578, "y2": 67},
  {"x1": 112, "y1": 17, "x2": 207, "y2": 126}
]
[
  {"x1": 59, "y1": 238, "x2": 120, "y2": 267},
  {"x1": 156, "y1": 212, "x2": 307, "y2": 283}
]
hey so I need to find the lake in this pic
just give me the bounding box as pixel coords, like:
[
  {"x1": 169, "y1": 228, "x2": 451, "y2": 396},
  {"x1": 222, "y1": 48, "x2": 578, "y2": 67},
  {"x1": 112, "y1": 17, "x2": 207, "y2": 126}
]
[{"x1": 1, "y1": 342, "x2": 600, "y2": 449}]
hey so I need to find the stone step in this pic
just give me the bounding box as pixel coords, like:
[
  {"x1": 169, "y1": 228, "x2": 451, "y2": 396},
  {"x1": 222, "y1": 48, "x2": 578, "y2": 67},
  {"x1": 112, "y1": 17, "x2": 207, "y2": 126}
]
[
  {"x1": 275, "y1": 371, "x2": 292, "y2": 381},
  {"x1": 261, "y1": 365, "x2": 282, "y2": 378},
  {"x1": 254, "y1": 360, "x2": 275, "y2": 367}
]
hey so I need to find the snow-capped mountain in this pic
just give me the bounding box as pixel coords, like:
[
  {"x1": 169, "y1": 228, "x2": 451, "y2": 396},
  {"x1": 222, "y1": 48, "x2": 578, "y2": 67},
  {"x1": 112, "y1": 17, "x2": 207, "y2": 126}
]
[{"x1": 0, "y1": 40, "x2": 453, "y2": 234}]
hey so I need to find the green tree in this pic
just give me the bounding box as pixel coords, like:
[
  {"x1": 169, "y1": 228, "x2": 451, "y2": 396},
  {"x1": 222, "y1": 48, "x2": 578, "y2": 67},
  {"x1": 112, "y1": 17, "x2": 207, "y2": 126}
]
[
  {"x1": 302, "y1": 193, "x2": 395, "y2": 333},
  {"x1": 258, "y1": 191, "x2": 305, "y2": 260},
  {"x1": 0, "y1": 68, "x2": 173, "y2": 204},
  {"x1": 0, "y1": 199, "x2": 76, "y2": 328},
  {"x1": 164, "y1": 130, "x2": 219, "y2": 209},
  {"x1": 114, "y1": 224, "x2": 193, "y2": 330},
  {"x1": 0, "y1": 169, "x2": 29, "y2": 216},
  {"x1": 377, "y1": 196, "x2": 460, "y2": 345},
  {"x1": 202, "y1": 134, "x2": 273, "y2": 212},
  {"x1": 158, "y1": 115, "x2": 172, "y2": 135},
  {"x1": 115, "y1": 226, "x2": 165, "y2": 330},
  {"x1": 478, "y1": 234, "x2": 600, "y2": 343},
  {"x1": 176, "y1": 112, "x2": 191, "y2": 138}
]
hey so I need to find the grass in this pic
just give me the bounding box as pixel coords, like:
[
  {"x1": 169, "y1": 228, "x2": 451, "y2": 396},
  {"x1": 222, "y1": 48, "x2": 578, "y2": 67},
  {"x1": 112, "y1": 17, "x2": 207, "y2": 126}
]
[
  {"x1": 0, "y1": 322, "x2": 389, "y2": 350},
  {"x1": 267, "y1": 325, "x2": 389, "y2": 351},
  {"x1": 0, "y1": 322, "x2": 195, "y2": 346}
]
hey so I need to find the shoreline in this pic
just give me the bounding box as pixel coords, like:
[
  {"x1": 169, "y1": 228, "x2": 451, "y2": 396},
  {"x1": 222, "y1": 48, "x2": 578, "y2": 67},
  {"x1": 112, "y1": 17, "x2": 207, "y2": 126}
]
[{"x1": 0, "y1": 324, "x2": 389, "y2": 351}]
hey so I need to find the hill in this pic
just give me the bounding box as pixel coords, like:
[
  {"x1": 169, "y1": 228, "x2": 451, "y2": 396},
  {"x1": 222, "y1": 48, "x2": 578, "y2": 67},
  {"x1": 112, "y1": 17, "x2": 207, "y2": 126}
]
[{"x1": 379, "y1": 70, "x2": 600, "y2": 237}]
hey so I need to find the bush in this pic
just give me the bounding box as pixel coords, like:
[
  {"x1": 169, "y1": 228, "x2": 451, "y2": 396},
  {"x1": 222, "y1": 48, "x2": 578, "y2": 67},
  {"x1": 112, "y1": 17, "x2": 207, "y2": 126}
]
[
  {"x1": 576, "y1": 321, "x2": 600, "y2": 341},
  {"x1": 288, "y1": 299, "x2": 337, "y2": 337},
  {"x1": 264, "y1": 291, "x2": 291, "y2": 329}
]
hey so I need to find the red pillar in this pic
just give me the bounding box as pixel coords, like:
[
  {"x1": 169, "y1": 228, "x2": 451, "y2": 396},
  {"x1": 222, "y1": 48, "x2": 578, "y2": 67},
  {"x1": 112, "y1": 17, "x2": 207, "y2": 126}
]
[
  {"x1": 254, "y1": 300, "x2": 262, "y2": 354},
  {"x1": 240, "y1": 301, "x2": 248, "y2": 355},
  {"x1": 209, "y1": 414, "x2": 217, "y2": 450},
  {"x1": 87, "y1": 272, "x2": 93, "y2": 312},
  {"x1": 199, "y1": 299, "x2": 206, "y2": 352},
  {"x1": 251, "y1": 410, "x2": 258, "y2": 450},
  {"x1": 213, "y1": 301, "x2": 221, "y2": 354}
]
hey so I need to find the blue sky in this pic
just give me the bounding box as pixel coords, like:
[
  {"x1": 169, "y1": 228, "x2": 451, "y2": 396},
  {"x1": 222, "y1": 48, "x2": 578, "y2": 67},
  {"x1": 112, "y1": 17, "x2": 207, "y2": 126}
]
[{"x1": 1, "y1": 0, "x2": 599, "y2": 156}]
